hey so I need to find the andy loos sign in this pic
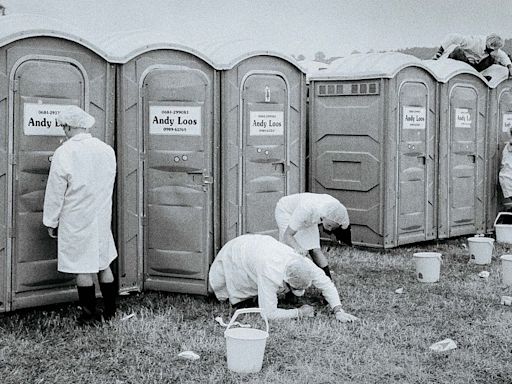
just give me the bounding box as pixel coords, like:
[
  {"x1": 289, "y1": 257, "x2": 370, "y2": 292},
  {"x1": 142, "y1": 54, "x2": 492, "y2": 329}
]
[
  {"x1": 23, "y1": 103, "x2": 72, "y2": 136},
  {"x1": 149, "y1": 105, "x2": 202, "y2": 135}
]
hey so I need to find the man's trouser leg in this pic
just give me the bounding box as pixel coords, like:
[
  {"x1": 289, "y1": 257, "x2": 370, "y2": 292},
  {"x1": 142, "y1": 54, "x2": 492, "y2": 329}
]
[
  {"x1": 448, "y1": 47, "x2": 472, "y2": 64},
  {"x1": 474, "y1": 55, "x2": 496, "y2": 72}
]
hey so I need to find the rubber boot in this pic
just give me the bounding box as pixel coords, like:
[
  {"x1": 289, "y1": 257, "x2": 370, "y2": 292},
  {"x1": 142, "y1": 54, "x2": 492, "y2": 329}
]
[
  {"x1": 99, "y1": 281, "x2": 117, "y2": 321},
  {"x1": 322, "y1": 266, "x2": 332, "y2": 279},
  {"x1": 77, "y1": 285, "x2": 99, "y2": 325}
]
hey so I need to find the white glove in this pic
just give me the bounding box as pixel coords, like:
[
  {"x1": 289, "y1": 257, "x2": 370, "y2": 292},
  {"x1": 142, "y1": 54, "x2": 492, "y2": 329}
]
[
  {"x1": 297, "y1": 304, "x2": 315, "y2": 318},
  {"x1": 334, "y1": 309, "x2": 359, "y2": 323}
]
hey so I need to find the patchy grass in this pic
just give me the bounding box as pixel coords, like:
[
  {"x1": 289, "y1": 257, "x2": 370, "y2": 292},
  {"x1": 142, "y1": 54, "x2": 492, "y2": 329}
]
[{"x1": 1, "y1": 238, "x2": 512, "y2": 383}]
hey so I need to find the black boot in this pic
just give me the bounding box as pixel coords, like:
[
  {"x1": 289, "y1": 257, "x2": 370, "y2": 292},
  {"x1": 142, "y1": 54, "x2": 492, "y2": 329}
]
[
  {"x1": 322, "y1": 266, "x2": 332, "y2": 279},
  {"x1": 77, "y1": 285, "x2": 99, "y2": 325},
  {"x1": 99, "y1": 281, "x2": 117, "y2": 321}
]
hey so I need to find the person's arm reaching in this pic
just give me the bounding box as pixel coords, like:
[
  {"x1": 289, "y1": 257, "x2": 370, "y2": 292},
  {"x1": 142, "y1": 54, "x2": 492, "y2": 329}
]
[
  {"x1": 43, "y1": 150, "x2": 68, "y2": 230},
  {"x1": 308, "y1": 259, "x2": 359, "y2": 322},
  {"x1": 282, "y1": 226, "x2": 308, "y2": 256},
  {"x1": 257, "y1": 275, "x2": 308, "y2": 320}
]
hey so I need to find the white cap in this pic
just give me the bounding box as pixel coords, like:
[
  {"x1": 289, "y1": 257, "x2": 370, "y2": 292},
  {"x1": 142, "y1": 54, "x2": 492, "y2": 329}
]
[{"x1": 56, "y1": 105, "x2": 95, "y2": 129}]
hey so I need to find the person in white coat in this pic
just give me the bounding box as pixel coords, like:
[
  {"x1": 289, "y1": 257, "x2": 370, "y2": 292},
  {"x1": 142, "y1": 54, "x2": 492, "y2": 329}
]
[
  {"x1": 209, "y1": 234, "x2": 358, "y2": 322},
  {"x1": 432, "y1": 33, "x2": 512, "y2": 77},
  {"x1": 43, "y1": 105, "x2": 117, "y2": 324},
  {"x1": 499, "y1": 128, "x2": 512, "y2": 211},
  {"x1": 275, "y1": 193, "x2": 351, "y2": 279}
]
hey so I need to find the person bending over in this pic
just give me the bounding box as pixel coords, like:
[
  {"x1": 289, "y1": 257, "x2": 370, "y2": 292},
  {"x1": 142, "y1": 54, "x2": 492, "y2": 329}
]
[{"x1": 209, "y1": 234, "x2": 358, "y2": 322}]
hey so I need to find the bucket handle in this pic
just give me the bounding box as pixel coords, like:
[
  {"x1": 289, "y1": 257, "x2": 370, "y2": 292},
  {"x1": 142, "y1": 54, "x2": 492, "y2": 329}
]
[
  {"x1": 494, "y1": 212, "x2": 512, "y2": 227},
  {"x1": 226, "y1": 308, "x2": 269, "y2": 334}
]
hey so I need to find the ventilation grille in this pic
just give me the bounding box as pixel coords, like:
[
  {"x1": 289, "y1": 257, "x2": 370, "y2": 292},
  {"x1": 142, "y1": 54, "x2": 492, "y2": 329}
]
[{"x1": 318, "y1": 82, "x2": 380, "y2": 96}]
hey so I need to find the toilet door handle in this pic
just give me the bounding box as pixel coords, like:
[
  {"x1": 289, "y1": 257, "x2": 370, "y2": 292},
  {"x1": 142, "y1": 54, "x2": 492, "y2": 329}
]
[{"x1": 417, "y1": 154, "x2": 426, "y2": 165}]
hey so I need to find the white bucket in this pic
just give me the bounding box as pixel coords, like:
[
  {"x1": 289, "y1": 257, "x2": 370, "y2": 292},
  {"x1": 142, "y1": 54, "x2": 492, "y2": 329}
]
[
  {"x1": 413, "y1": 252, "x2": 442, "y2": 283},
  {"x1": 494, "y1": 212, "x2": 512, "y2": 244},
  {"x1": 224, "y1": 308, "x2": 269, "y2": 373},
  {"x1": 501, "y1": 255, "x2": 512, "y2": 286},
  {"x1": 467, "y1": 237, "x2": 494, "y2": 265}
]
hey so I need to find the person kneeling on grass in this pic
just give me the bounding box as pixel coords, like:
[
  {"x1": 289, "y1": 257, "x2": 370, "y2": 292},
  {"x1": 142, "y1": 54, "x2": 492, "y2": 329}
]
[{"x1": 209, "y1": 234, "x2": 358, "y2": 322}]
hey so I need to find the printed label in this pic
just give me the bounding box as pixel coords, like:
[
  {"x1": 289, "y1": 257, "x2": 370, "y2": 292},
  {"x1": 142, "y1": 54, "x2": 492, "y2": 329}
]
[
  {"x1": 249, "y1": 111, "x2": 284, "y2": 136},
  {"x1": 149, "y1": 105, "x2": 201, "y2": 135},
  {"x1": 403, "y1": 107, "x2": 426, "y2": 129},
  {"x1": 23, "y1": 103, "x2": 72, "y2": 136},
  {"x1": 455, "y1": 108, "x2": 472, "y2": 128},
  {"x1": 502, "y1": 113, "x2": 512, "y2": 133}
]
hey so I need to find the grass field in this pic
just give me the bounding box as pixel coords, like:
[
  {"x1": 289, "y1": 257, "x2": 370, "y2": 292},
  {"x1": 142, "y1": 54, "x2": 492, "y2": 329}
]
[{"x1": 1, "y1": 237, "x2": 512, "y2": 384}]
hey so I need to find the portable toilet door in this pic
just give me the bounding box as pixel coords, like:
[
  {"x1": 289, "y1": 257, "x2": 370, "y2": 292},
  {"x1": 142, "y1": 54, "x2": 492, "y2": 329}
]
[
  {"x1": 3, "y1": 36, "x2": 113, "y2": 311},
  {"x1": 487, "y1": 75, "x2": 512, "y2": 230},
  {"x1": 392, "y1": 66, "x2": 437, "y2": 246},
  {"x1": 116, "y1": 49, "x2": 218, "y2": 295},
  {"x1": 220, "y1": 54, "x2": 306, "y2": 244},
  {"x1": 437, "y1": 69, "x2": 488, "y2": 238}
]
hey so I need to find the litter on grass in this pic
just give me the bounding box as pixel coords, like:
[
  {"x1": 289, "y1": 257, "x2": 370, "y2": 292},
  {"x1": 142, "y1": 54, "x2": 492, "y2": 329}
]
[
  {"x1": 121, "y1": 313, "x2": 136, "y2": 322},
  {"x1": 429, "y1": 338, "x2": 457, "y2": 352},
  {"x1": 501, "y1": 296, "x2": 512, "y2": 306},
  {"x1": 215, "y1": 316, "x2": 251, "y2": 328},
  {"x1": 478, "y1": 271, "x2": 490, "y2": 279},
  {"x1": 178, "y1": 351, "x2": 200, "y2": 361},
  {"x1": 395, "y1": 287, "x2": 404, "y2": 294}
]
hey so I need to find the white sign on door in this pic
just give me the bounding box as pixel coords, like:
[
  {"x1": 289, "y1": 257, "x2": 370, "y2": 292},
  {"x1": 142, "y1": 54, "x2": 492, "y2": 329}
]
[
  {"x1": 502, "y1": 113, "x2": 512, "y2": 133},
  {"x1": 455, "y1": 108, "x2": 472, "y2": 128},
  {"x1": 149, "y1": 105, "x2": 202, "y2": 135},
  {"x1": 403, "y1": 107, "x2": 426, "y2": 129},
  {"x1": 23, "y1": 103, "x2": 72, "y2": 136},
  {"x1": 249, "y1": 111, "x2": 284, "y2": 136}
]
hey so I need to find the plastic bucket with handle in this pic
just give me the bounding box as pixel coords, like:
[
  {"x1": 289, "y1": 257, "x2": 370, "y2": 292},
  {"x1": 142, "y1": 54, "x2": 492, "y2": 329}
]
[
  {"x1": 413, "y1": 252, "x2": 442, "y2": 283},
  {"x1": 494, "y1": 212, "x2": 512, "y2": 244},
  {"x1": 224, "y1": 308, "x2": 269, "y2": 373},
  {"x1": 501, "y1": 255, "x2": 512, "y2": 286},
  {"x1": 467, "y1": 237, "x2": 494, "y2": 265}
]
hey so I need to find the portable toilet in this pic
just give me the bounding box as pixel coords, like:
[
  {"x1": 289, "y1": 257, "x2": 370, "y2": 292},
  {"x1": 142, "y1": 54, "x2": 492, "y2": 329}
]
[
  {"x1": 309, "y1": 52, "x2": 438, "y2": 248},
  {"x1": 483, "y1": 65, "x2": 512, "y2": 230},
  {"x1": 211, "y1": 45, "x2": 306, "y2": 245},
  {"x1": 0, "y1": 15, "x2": 114, "y2": 312},
  {"x1": 422, "y1": 59, "x2": 489, "y2": 239},
  {"x1": 107, "y1": 33, "x2": 219, "y2": 295}
]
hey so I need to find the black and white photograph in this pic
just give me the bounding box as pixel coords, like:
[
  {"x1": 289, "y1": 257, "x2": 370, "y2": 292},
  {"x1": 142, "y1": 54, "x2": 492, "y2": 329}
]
[{"x1": 0, "y1": 1, "x2": 511, "y2": 383}]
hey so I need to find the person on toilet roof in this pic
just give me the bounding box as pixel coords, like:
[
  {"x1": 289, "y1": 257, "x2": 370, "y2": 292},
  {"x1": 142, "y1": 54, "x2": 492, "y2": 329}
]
[{"x1": 433, "y1": 33, "x2": 512, "y2": 77}]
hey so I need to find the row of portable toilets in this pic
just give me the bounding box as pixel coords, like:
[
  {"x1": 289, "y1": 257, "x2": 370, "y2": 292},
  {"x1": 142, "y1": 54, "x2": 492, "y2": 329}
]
[{"x1": 1, "y1": 19, "x2": 512, "y2": 312}]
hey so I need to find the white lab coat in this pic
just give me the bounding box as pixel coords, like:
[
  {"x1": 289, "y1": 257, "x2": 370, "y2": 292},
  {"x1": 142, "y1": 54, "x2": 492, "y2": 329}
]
[
  {"x1": 209, "y1": 234, "x2": 342, "y2": 320},
  {"x1": 275, "y1": 193, "x2": 349, "y2": 250},
  {"x1": 43, "y1": 133, "x2": 117, "y2": 273},
  {"x1": 500, "y1": 143, "x2": 512, "y2": 198}
]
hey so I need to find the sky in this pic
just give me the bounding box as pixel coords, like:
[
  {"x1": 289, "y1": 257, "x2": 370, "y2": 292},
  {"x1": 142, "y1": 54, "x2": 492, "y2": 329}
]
[{"x1": 2, "y1": 0, "x2": 512, "y2": 60}]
